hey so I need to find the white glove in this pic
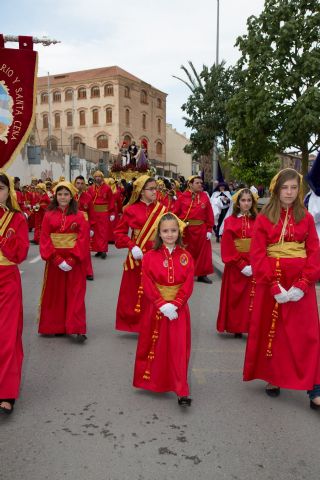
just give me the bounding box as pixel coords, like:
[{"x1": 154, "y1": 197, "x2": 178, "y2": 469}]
[
  {"x1": 58, "y1": 261, "x2": 72, "y2": 272},
  {"x1": 274, "y1": 285, "x2": 289, "y2": 304},
  {"x1": 287, "y1": 287, "x2": 304, "y2": 302},
  {"x1": 90, "y1": 230, "x2": 94, "y2": 238},
  {"x1": 206, "y1": 232, "x2": 212, "y2": 240},
  {"x1": 23, "y1": 212, "x2": 29, "y2": 220},
  {"x1": 110, "y1": 215, "x2": 115, "y2": 222},
  {"x1": 131, "y1": 246, "x2": 143, "y2": 260},
  {"x1": 241, "y1": 265, "x2": 253, "y2": 277},
  {"x1": 159, "y1": 303, "x2": 178, "y2": 320}
]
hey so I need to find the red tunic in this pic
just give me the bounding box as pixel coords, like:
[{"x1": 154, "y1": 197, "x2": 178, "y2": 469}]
[
  {"x1": 25, "y1": 190, "x2": 39, "y2": 230},
  {"x1": 108, "y1": 188, "x2": 123, "y2": 242},
  {"x1": 133, "y1": 246, "x2": 194, "y2": 396},
  {"x1": 33, "y1": 193, "x2": 51, "y2": 243},
  {"x1": 174, "y1": 190, "x2": 214, "y2": 276},
  {"x1": 243, "y1": 209, "x2": 320, "y2": 389},
  {"x1": 217, "y1": 215, "x2": 255, "y2": 333},
  {"x1": 0, "y1": 210, "x2": 29, "y2": 399},
  {"x1": 87, "y1": 183, "x2": 115, "y2": 253},
  {"x1": 39, "y1": 208, "x2": 89, "y2": 335},
  {"x1": 114, "y1": 201, "x2": 166, "y2": 332},
  {"x1": 75, "y1": 191, "x2": 95, "y2": 277}
]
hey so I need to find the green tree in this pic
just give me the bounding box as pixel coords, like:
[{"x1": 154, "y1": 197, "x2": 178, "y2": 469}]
[{"x1": 228, "y1": 0, "x2": 320, "y2": 182}]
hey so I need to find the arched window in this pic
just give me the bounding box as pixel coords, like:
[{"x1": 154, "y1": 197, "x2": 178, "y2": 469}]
[
  {"x1": 97, "y1": 135, "x2": 108, "y2": 149},
  {"x1": 41, "y1": 92, "x2": 48, "y2": 104},
  {"x1": 78, "y1": 87, "x2": 87, "y2": 99},
  {"x1": 157, "y1": 118, "x2": 161, "y2": 133},
  {"x1": 66, "y1": 111, "x2": 73, "y2": 127},
  {"x1": 54, "y1": 113, "x2": 60, "y2": 128},
  {"x1": 73, "y1": 136, "x2": 82, "y2": 149},
  {"x1": 92, "y1": 109, "x2": 99, "y2": 125},
  {"x1": 156, "y1": 141, "x2": 163, "y2": 155},
  {"x1": 125, "y1": 108, "x2": 130, "y2": 126},
  {"x1": 140, "y1": 89, "x2": 148, "y2": 104},
  {"x1": 124, "y1": 86, "x2": 130, "y2": 98},
  {"x1": 124, "y1": 134, "x2": 131, "y2": 146},
  {"x1": 79, "y1": 110, "x2": 86, "y2": 126},
  {"x1": 142, "y1": 113, "x2": 146, "y2": 130},
  {"x1": 91, "y1": 86, "x2": 100, "y2": 98},
  {"x1": 106, "y1": 108, "x2": 112, "y2": 123},
  {"x1": 53, "y1": 91, "x2": 61, "y2": 103},
  {"x1": 104, "y1": 84, "x2": 113, "y2": 96},
  {"x1": 43, "y1": 114, "x2": 48, "y2": 129},
  {"x1": 156, "y1": 98, "x2": 162, "y2": 108},
  {"x1": 48, "y1": 137, "x2": 58, "y2": 151},
  {"x1": 65, "y1": 89, "x2": 73, "y2": 101}
]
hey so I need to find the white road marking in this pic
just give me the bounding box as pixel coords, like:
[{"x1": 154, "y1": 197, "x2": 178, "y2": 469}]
[{"x1": 29, "y1": 255, "x2": 41, "y2": 264}]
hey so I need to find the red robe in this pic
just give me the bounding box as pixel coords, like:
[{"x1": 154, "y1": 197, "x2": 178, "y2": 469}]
[
  {"x1": 217, "y1": 215, "x2": 255, "y2": 333},
  {"x1": 174, "y1": 190, "x2": 214, "y2": 276},
  {"x1": 75, "y1": 191, "x2": 95, "y2": 277},
  {"x1": 25, "y1": 189, "x2": 39, "y2": 230},
  {"x1": 243, "y1": 209, "x2": 320, "y2": 390},
  {"x1": 33, "y1": 193, "x2": 51, "y2": 243},
  {"x1": 114, "y1": 200, "x2": 166, "y2": 332},
  {"x1": 108, "y1": 188, "x2": 123, "y2": 243},
  {"x1": 133, "y1": 246, "x2": 194, "y2": 396},
  {"x1": 39, "y1": 208, "x2": 89, "y2": 335},
  {"x1": 0, "y1": 210, "x2": 29, "y2": 399},
  {"x1": 87, "y1": 183, "x2": 115, "y2": 253}
]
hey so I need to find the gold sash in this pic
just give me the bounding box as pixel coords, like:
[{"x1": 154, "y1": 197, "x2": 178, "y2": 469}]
[
  {"x1": 267, "y1": 241, "x2": 306, "y2": 258},
  {"x1": 155, "y1": 283, "x2": 182, "y2": 301},
  {"x1": 93, "y1": 204, "x2": 108, "y2": 212},
  {"x1": 0, "y1": 211, "x2": 15, "y2": 266},
  {"x1": 51, "y1": 233, "x2": 78, "y2": 248},
  {"x1": 234, "y1": 238, "x2": 251, "y2": 253},
  {"x1": 186, "y1": 219, "x2": 204, "y2": 226}
]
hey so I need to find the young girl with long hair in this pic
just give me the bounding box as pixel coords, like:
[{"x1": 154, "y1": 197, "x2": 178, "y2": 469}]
[
  {"x1": 38, "y1": 181, "x2": 89, "y2": 342},
  {"x1": 0, "y1": 172, "x2": 29, "y2": 414},
  {"x1": 133, "y1": 212, "x2": 194, "y2": 407},
  {"x1": 217, "y1": 188, "x2": 257, "y2": 336},
  {"x1": 243, "y1": 169, "x2": 320, "y2": 408}
]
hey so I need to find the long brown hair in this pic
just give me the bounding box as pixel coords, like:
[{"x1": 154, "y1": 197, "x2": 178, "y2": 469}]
[
  {"x1": 262, "y1": 169, "x2": 305, "y2": 224},
  {"x1": 0, "y1": 174, "x2": 19, "y2": 212},
  {"x1": 153, "y1": 213, "x2": 184, "y2": 250},
  {"x1": 48, "y1": 186, "x2": 78, "y2": 215},
  {"x1": 232, "y1": 189, "x2": 258, "y2": 218}
]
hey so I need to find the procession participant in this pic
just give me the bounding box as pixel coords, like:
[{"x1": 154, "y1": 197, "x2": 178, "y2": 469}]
[
  {"x1": 210, "y1": 182, "x2": 232, "y2": 242},
  {"x1": 87, "y1": 170, "x2": 115, "y2": 259},
  {"x1": 128, "y1": 141, "x2": 138, "y2": 166},
  {"x1": 133, "y1": 213, "x2": 194, "y2": 406},
  {"x1": 38, "y1": 181, "x2": 89, "y2": 342},
  {"x1": 216, "y1": 189, "x2": 257, "y2": 337},
  {"x1": 74, "y1": 175, "x2": 95, "y2": 281},
  {"x1": 173, "y1": 175, "x2": 214, "y2": 284},
  {"x1": 45, "y1": 180, "x2": 54, "y2": 200},
  {"x1": 243, "y1": 168, "x2": 320, "y2": 408},
  {"x1": 305, "y1": 150, "x2": 320, "y2": 239},
  {"x1": 114, "y1": 176, "x2": 166, "y2": 332},
  {"x1": 14, "y1": 177, "x2": 24, "y2": 210},
  {"x1": 156, "y1": 179, "x2": 166, "y2": 204},
  {"x1": 0, "y1": 172, "x2": 29, "y2": 415},
  {"x1": 33, "y1": 183, "x2": 51, "y2": 245},
  {"x1": 161, "y1": 178, "x2": 178, "y2": 211},
  {"x1": 25, "y1": 180, "x2": 39, "y2": 231},
  {"x1": 104, "y1": 177, "x2": 123, "y2": 243}
]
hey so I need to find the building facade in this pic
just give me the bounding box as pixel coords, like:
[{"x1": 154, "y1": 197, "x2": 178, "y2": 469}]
[
  {"x1": 166, "y1": 124, "x2": 199, "y2": 179},
  {"x1": 35, "y1": 66, "x2": 167, "y2": 163}
]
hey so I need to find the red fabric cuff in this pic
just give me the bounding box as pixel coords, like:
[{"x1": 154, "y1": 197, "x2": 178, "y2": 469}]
[
  {"x1": 270, "y1": 282, "x2": 281, "y2": 295},
  {"x1": 293, "y1": 279, "x2": 309, "y2": 293},
  {"x1": 236, "y1": 258, "x2": 248, "y2": 270},
  {"x1": 53, "y1": 254, "x2": 64, "y2": 266},
  {"x1": 154, "y1": 298, "x2": 166, "y2": 309},
  {"x1": 66, "y1": 256, "x2": 76, "y2": 267},
  {"x1": 129, "y1": 241, "x2": 136, "y2": 250}
]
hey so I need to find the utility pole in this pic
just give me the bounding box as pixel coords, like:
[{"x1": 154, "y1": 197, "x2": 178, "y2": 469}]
[{"x1": 212, "y1": 0, "x2": 220, "y2": 183}]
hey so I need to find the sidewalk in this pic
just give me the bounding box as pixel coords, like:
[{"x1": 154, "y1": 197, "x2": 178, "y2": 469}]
[{"x1": 212, "y1": 240, "x2": 320, "y2": 307}]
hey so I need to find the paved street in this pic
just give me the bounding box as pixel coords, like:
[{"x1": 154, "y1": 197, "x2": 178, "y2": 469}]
[{"x1": 1, "y1": 242, "x2": 320, "y2": 480}]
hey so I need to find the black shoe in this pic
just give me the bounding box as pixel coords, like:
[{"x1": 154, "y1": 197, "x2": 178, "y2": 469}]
[
  {"x1": 77, "y1": 334, "x2": 87, "y2": 343},
  {"x1": 310, "y1": 399, "x2": 320, "y2": 410},
  {"x1": 86, "y1": 275, "x2": 94, "y2": 281},
  {"x1": 265, "y1": 387, "x2": 280, "y2": 397},
  {"x1": 30, "y1": 240, "x2": 39, "y2": 245},
  {"x1": 54, "y1": 333, "x2": 65, "y2": 337},
  {"x1": 100, "y1": 252, "x2": 107, "y2": 259},
  {"x1": 197, "y1": 276, "x2": 213, "y2": 284},
  {"x1": 178, "y1": 396, "x2": 192, "y2": 407},
  {"x1": 94, "y1": 252, "x2": 102, "y2": 257},
  {"x1": 0, "y1": 399, "x2": 15, "y2": 415},
  {"x1": 234, "y1": 333, "x2": 243, "y2": 338}
]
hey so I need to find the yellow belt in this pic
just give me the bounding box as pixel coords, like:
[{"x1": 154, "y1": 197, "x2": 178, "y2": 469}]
[
  {"x1": 267, "y1": 241, "x2": 306, "y2": 258},
  {"x1": 50, "y1": 233, "x2": 78, "y2": 248},
  {"x1": 186, "y1": 219, "x2": 204, "y2": 226},
  {"x1": 133, "y1": 228, "x2": 156, "y2": 242},
  {"x1": 155, "y1": 283, "x2": 182, "y2": 301},
  {"x1": 94, "y1": 204, "x2": 108, "y2": 212},
  {"x1": 234, "y1": 238, "x2": 251, "y2": 253},
  {"x1": 0, "y1": 251, "x2": 15, "y2": 266}
]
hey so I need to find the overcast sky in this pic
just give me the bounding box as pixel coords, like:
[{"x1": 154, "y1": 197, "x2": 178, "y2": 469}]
[{"x1": 3, "y1": 0, "x2": 265, "y2": 135}]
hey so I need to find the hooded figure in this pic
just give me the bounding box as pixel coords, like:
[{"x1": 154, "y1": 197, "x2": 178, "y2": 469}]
[{"x1": 305, "y1": 151, "x2": 320, "y2": 239}]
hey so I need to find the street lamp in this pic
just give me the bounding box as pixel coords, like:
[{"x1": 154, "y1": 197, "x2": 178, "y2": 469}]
[{"x1": 212, "y1": 0, "x2": 220, "y2": 183}]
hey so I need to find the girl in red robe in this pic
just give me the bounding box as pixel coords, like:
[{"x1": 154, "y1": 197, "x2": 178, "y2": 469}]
[
  {"x1": 33, "y1": 183, "x2": 51, "y2": 244},
  {"x1": 133, "y1": 212, "x2": 194, "y2": 407},
  {"x1": 217, "y1": 188, "x2": 257, "y2": 336},
  {"x1": 0, "y1": 172, "x2": 29, "y2": 415},
  {"x1": 243, "y1": 169, "x2": 320, "y2": 409},
  {"x1": 38, "y1": 181, "x2": 89, "y2": 342},
  {"x1": 114, "y1": 176, "x2": 166, "y2": 333}
]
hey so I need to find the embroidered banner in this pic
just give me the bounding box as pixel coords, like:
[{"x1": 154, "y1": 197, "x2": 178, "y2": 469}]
[{"x1": 0, "y1": 34, "x2": 38, "y2": 170}]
